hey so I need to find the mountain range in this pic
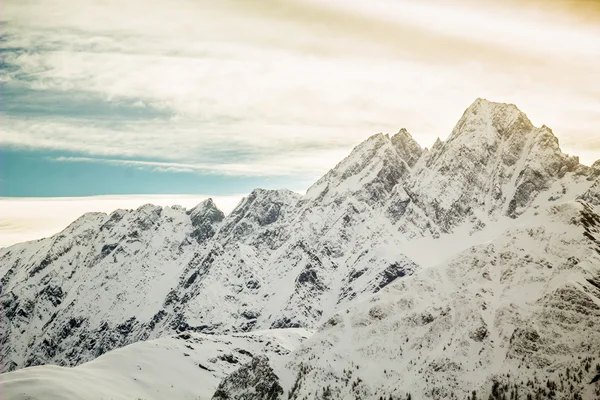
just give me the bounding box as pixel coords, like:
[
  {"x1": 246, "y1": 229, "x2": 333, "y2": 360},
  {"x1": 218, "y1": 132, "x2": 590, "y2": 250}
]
[{"x1": 1, "y1": 98, "x2": 600, "y2": 399}]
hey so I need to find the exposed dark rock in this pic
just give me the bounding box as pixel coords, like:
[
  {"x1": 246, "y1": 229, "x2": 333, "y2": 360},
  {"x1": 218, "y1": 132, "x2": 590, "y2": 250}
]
[
  {"x1": 199, "y1": 363, "x2": 214, "y2": 372},
  {"x1": 218, "y1": 353, "x2": 239, "y2": 364},
  {"x1": 295, "y1": 267, "x2": 327, "y2": 293},
  {"x1": 58, "y1": 317, "x2": 86, "y2": 340},
  {"x1": 212, "y1": 355, "x2": 283, "y2": 400},
  {"x1": 163, "y1": 289, "x2": 179, "y2": 307},
  {"x1": 241, "y1": 310, "x2": 259, "y2": 320},
  {"x1": 148, "y1": 310, "x2": 167, "y2": 330},
  {"x1": 348, "y1": 268, "x2": 366, "y2": 283},
  {"x1": 236, "y1": 348, "x2": 253, "y2": 358},
  {"x1": 217, "y1": 189, "x2": 299, "y2": 242},
  {"x1": 38, "y1": 285, "x2": 65, "y2": 307},
  {"x1": 270, "y1": 317, "x2": 301, "y2": 329},
  {"x1": 386, "y1": 198, "x2": 411, "y2": 220},
  {"x1": 182, "y1": 249, "x2": 220, "y2": 288},
  {"x1": 239, "y1": 320, "x2": 257, "y2": 332},
  {"x1": 100, "y1": 243, "x2": 119, "y2": 257},
  {"x1": 373, "y1": 262, "x2": 409, "y2": 293},
  {"x1": 4, "y1": 361, "x2": 18, "y2": 372},
  {"x1": 116, "y1": 317, "x2": 137, "y2": 336},
  {"x1": 246, "y1": 280, "x2": 261, "y2": 290},
  {"x1": 99, "y1": 210, "x2": 125, "y2": 231},
  {"x1": 368, "y1": 306, "x2": 386, "y2": 320},
  {"x1": 469, "y1": 326, "x2": 489, "y2": 342},
  {"x1": 322, "y1": 314, "x2": 343, "y2": 329},
  {"x1": 391, "y1": 128, "x2": 423, "y2": 168},
  {"x1": 508, "y1": 326, "x2": 541, "y2": 356},
  {"x1": 29, "y1": 255, "x2": 54, "y2": 277},
  {"x1": 134, "y1": 205, "x2": 162, "y2": 230},
  {"x1": 184, "y1": 270, "x2": 201, "y2": 289},
  {"x1": 508, "y1": 169, "x2": 548, "y2": 218},
  {"x1": 2, "y1": 292, "x2": 20, "y2": 320}
]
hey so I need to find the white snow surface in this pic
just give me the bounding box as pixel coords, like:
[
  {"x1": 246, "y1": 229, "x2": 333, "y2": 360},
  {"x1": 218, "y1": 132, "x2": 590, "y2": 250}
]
[
  {"x1": 0, "y1": 329, "x2": 310, "y2": 400},
  {"x1": 283, "y1": 201, "x2": 600, "y2": 399}
]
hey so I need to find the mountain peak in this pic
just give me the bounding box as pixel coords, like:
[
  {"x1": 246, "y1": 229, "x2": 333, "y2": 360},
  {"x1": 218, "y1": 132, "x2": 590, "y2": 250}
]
[
  {"x1": 304, "y1": 131, "x2": 410, "y2": 204},
  {"x1": 588, "y1": 160, "x2": 600, "y2": 181},
  {"x1": 391, "y1": 128, "x2": 423, "y2": 167},
  {"x1": 240, "y1": 188, "x2": 302, "y2": 212},
  {"x1": 187, "y1": 199, "x2": 225, "y2": 243},
  {"x1": 448, "y1": 98, "x2": 535, "y2": 146},
  {"x1": 468, "y1": 97, "x2": 519, "y2": 111},
  {"x1": 431, "y1": 137, "x2": 444, "y2": 151},
  {"x1": 188, "y1": 198, "x2": 223, "y2": 219},
  {"x1": 216, "y1": 188, "x2": 300, "y2": 243}
]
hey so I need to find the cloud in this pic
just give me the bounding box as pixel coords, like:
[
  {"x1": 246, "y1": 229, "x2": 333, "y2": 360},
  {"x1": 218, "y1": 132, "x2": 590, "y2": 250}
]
[
  {"x1": 1, "y1": 116, "x2": 353, "y2": 177},
  {"x1": 300, "y1": 0, "x2": 600, "y2": 59},
  {"x1": 49, "y1": 155, "x2": 352, "y2": 177},
  {"x1": 0, "y1": 194, "x2": 245, "y2": 248},
  {"x1": 1, "y1": 0, "x2": 599, "y2": 182}
]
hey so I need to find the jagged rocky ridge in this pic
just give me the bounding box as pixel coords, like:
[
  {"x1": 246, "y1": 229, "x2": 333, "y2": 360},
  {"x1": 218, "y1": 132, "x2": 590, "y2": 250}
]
[{"x1": 1, "y1": 98, "x2": 600, "y2": 399}]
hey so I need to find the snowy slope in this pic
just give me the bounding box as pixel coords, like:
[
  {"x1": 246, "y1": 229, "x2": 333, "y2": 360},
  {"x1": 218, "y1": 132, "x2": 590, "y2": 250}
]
[
  {"x1": 0, "y1": 200, "x2": 223, "y2": 371},
  {"x1": 274, "y1": 201, "x2": 600, "y2": 400},
  {"x1": 1, "y1": 98, "x2": 599, "y2": 400},
  {"x1": 0, "y1": 328, "x2": 310, "y2": 400}
]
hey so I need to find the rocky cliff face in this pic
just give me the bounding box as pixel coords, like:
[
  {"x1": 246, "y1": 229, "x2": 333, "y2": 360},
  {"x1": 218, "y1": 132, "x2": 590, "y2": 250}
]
[
  {"x1": 279, "y1": 201, "x2": 600, "y2": 400},
  {"x1": 212, "y1": 356, "x2": 283, "y2": 400},
  {"x1": 407, "y1": 99, "x2": 589, "y2": 231},
  {"x1": 1, "y1": 98, "x2": 599, "y2": 399}
]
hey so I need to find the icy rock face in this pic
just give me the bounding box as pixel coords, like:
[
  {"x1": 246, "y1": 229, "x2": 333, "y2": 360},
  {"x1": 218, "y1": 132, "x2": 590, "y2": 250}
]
[
  {"x1": 407, "y1": 99, "x2": 589, "y2": 231},
  {"x1": 303, "y1": 132, "x2": 412, "y2": 206},
  {"x1": 217, "y1": 189, "x2": 301, "y2": 246},
  {"x1": 590, "y1": 160, "x2": 600, "y2": 178},
  {"x1": 212, "y1": 356, "x2": 283, "y2": 400},
  {"x1": 391, "y1": 128, "x2": 423, "y2": 168},
  {"x1": 580, "y1": 161, "x2": 600, "y2": 206},
  {"x1": 188, "y1": 199, "x2": 225, "y2": 244},
  {"x1": 1, "y1": 98, "x2": 599, "y2": 380},
  {"x1": 580, "y1": 180, "x2": 600, "y2": 206},
  {"x1": 279, "y1": 202, "x2": 600, "y2": 400},
  {"x1": 0, "y1": 203, "x2": 204, "y2": 370}
]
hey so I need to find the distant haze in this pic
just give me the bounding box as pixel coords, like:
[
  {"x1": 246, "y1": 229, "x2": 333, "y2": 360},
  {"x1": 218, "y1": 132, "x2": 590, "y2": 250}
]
[{"x1": 0, "y1": 195, "x2": 244, "y2": 248}]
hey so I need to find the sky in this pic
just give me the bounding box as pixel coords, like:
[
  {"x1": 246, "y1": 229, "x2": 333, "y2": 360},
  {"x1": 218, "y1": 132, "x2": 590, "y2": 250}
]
[{"x1": 1, "y1": 0, "x2": 600, "y2": 246}]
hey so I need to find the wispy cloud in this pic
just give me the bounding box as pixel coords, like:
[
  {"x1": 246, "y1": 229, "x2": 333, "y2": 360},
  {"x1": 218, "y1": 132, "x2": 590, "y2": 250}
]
[
  {"x1": 2, "y1": 0, "x2": 599, "y2": 178},
  {"x1": 49, "y1": 155, "x2": 349, "y2": 177}
]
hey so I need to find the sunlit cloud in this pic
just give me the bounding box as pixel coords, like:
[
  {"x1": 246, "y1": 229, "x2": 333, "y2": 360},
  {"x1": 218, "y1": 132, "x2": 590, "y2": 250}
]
[
  {"x1": 49, "y1": 153, "x2": 352, "y2": 177},
  {"x1": 2, "y1": 0, "x2": 599, "y2": 178}
]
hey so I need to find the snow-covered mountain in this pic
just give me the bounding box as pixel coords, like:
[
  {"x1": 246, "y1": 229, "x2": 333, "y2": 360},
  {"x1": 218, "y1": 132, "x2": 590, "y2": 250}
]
[
  {"x1": 279, "y1": 200, "x2": 600, "y2": 400},
  {"x1": 1, "y1": 98, "x2": 599, "y2": 399},
  {"x1": 0, "y1": 328, "x2": 310, "y2": 400}
]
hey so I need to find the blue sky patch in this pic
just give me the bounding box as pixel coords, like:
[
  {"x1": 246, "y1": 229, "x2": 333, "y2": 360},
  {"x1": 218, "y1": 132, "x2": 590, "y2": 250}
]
[{"x1": 0, "y1": 147, "x2": 302, "y2": 197}]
